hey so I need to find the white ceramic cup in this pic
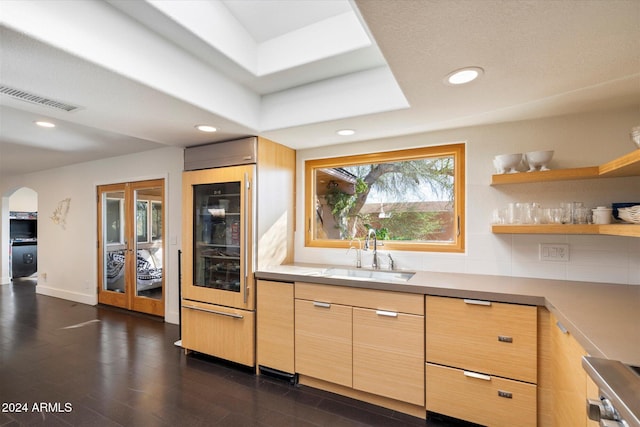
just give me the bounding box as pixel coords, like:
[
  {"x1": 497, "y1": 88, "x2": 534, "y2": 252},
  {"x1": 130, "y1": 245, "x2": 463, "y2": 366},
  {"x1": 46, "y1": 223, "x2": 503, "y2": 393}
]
[{"x1": 592, "y1": 206, "x2": 612, "y2": 224}]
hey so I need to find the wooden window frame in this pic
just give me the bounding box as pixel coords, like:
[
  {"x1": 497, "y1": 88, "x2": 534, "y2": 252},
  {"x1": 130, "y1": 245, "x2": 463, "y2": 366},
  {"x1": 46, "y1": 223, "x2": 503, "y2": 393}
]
[{"x1": 304, "y1": 143, "x2": 465, "y2": 253}]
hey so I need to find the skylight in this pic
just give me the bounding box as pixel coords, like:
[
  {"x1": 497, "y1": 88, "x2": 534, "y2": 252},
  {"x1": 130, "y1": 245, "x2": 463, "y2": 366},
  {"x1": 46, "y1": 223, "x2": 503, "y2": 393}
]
[{"x1": 148, "y1": 0, "x2": 372, "y2": 77}]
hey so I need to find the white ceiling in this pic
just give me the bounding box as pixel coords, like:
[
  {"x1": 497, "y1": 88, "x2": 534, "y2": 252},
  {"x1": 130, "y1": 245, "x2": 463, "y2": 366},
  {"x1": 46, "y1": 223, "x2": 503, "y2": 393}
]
[{"x1": 1, "y1": 0, "x2": 639, "y2": 180}]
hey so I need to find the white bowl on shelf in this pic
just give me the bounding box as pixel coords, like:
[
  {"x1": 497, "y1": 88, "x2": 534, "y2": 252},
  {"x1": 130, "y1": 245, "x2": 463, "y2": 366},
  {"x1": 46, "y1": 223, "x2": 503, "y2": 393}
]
[
  {"x1": 524, "y1": 150, "x2": 554, "y2": 172},
  {"x1": 494, "y1": 153, "x2": 523, "y2": 174}
]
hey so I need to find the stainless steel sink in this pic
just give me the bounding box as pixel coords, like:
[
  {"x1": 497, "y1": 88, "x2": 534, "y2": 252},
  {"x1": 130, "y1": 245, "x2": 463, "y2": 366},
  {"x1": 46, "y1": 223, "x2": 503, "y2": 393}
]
[{"x1": 321, "y1": 267, "x2": 415, "y2": 282}]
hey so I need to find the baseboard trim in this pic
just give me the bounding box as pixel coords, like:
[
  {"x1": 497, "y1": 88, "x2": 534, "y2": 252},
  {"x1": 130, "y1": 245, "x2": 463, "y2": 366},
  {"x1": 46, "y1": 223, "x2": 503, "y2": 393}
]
[
  {"x1": 36, "y1": 285, "x2": 97, "y2": 306},
  {"x1": 298, "y1": 375, "x2": 426, "y2": 419}
]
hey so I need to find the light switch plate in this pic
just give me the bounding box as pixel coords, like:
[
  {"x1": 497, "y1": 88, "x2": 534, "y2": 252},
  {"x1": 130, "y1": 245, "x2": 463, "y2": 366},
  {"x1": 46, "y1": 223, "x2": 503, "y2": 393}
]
[{"x1": 539, "y1": 243, "x2": 569, "y2": 262}]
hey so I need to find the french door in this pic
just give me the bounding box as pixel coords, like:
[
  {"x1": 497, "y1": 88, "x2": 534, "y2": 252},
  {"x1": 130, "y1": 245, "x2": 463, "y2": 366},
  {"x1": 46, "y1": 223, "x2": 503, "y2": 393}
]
[{"x1": 97, "y1": 179, "x2": 164, "y2": 317}]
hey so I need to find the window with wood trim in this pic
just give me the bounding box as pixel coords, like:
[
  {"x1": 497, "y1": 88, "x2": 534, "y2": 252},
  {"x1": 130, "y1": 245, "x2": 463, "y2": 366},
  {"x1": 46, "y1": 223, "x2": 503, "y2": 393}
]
[{"x1": 305, "y1": 143, "x2": 465, "y2": 252}]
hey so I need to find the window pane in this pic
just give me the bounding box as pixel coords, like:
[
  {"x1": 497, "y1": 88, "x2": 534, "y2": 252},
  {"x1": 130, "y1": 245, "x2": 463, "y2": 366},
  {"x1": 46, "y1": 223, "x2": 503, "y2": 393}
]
[
  {"x1": 105, "y1": 196, "x2": 123, "y2": 244},
  {"x1": 136, "y1": 200, "x2": 149, "y2": 243},
  {"x1": 306, "y1": 143, "x2": 464, "y2": 252},
  {"x1": 151, "y1": 202, "x2": 162, "y2": 241}
]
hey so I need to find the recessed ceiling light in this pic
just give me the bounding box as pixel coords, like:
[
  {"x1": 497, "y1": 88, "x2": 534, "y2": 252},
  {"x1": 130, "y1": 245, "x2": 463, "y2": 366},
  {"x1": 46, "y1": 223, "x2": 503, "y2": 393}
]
[
  {"x1": 34, "y1": 120, "x2": 56, "y2": 128},
  {"x1": 195, "y1": 125, "x2": 217, "y2": 133},
  {"x1": 337, "y1": 129, "x2": 355, "y2": 136},
  {"x1": 445, "y1": 67, "x2": 484, "y2": 85}
]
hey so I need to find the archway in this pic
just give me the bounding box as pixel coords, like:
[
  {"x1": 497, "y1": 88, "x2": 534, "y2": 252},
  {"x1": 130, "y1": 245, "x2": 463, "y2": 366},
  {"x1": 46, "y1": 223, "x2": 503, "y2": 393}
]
[{"x1": 0, "y1": 187, "x2": 38, "y2": 284}]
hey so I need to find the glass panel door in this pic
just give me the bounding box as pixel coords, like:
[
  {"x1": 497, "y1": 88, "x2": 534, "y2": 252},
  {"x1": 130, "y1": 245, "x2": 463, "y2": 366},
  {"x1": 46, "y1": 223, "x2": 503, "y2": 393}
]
[
  {"x1": 103, "y1": 190, "x2": 126, "y2": 294},
  {"x1": 133, "y1": 184, "x2": 164, "y2": 314},
  {"x1": 193, "y1": 181, "x2": 241, "y2": 293},
  {"x1": 98, "y1": 183, "x2": 129, "y2": 310},
  {"x1": 98, "y1": 179, "x2": 164, "y2": 317}
]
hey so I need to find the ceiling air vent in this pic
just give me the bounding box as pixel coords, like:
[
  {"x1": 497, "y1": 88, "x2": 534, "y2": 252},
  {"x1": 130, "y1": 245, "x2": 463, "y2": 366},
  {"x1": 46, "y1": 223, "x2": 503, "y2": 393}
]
[{"x1": 0, "y1": 86, "x2": 80, "y2": 112}]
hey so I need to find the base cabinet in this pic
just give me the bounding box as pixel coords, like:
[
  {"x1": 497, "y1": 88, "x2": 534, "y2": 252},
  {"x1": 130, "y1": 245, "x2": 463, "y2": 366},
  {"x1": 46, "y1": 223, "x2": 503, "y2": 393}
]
[
  {"x1": 256, "y1": 280, "x2": 295, "y2": 374},
  {"x1": 353, "y1": 307, "x2": 425, "y2": 406},
  {"x1": 294, "y1": 282, "x2": 425, "y2": 410},
  {"x1": 295, "y1": 299, "x2": 353, "y2": 387},
  {"x1": 551, "y1": 313, "x2": 599, "y2": 427},
  {"x1": 425, "y1": 296, "x2": 538, "y2": 426},
  {"x1": 181, "y1": 300, "x2": 255, "y2": 367},
  {"x1": 426, "y1": 363, "x2": 537, "y2": 427}
]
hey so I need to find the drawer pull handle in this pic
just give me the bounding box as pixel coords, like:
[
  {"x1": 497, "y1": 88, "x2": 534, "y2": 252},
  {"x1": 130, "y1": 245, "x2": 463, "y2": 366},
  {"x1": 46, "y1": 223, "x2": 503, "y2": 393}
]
[
  {"x1": 313, "y1": 301, "x2": 331, "y2": 308},
  {"x1": 498, "y1": 335, "x2": 513, "y2": 343},
  {"x1": 498, "y1": 390, "x2": 513, "y2": 399},
  {"x1": 463, "y1": 299, "x2": 492, "y2": 306},
  {"x1": 182, "y1": 305, "x2": 243, "y2": 319},
  {"x1": 376, "y1": 310, "x2": 398, "y2": 317},
  {"x1": 556, "y1": 321, "x2": 568, "y2": 334},
  {"x1": 463, "y1": 371, "x2": 491, "y2": 381}
]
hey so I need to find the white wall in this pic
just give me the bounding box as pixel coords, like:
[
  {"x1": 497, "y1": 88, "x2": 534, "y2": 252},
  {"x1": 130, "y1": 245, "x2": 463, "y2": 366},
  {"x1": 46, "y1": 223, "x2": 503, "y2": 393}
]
[
  {"x1": 0, "y1": 146, "x2": 184, "y2": 323},
  {"x1": 9, "y1": 187, "x2": 38, "y2": 212},
  {"x1": 295, "y1": 107, "x2": 640, "y2": 285},
  {"x1": 1, "y1": 107, "x2": 638, "y2": 324}
]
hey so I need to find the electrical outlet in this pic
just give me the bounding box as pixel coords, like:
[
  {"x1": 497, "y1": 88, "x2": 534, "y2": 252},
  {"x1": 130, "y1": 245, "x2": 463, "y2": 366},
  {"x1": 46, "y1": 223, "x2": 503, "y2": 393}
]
[
  {"x1": 41, "y1": 272, "x2": 47, "y2": 281},
  {"x1": 539, "y1": 244, "x2": 569, "y2": 262}
]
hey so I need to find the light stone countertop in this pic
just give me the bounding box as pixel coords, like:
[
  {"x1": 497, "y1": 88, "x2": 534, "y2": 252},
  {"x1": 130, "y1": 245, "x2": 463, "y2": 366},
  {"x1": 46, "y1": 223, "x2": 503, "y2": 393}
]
[{"x1": 256, "y1": 263, "x2": 640, "y2": 367}]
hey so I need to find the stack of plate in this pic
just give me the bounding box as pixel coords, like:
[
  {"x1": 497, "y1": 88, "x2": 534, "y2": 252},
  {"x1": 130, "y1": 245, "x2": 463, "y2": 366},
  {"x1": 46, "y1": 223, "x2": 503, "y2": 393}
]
[{"x1": 618, "y1": 205, "x2": 640, "y2": 223}]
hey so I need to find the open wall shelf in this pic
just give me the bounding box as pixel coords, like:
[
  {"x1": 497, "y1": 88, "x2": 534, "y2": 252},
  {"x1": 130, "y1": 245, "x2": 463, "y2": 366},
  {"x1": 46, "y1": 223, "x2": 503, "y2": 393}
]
[
  {"x1": 490, "y1": 150, "x2": 640, "y2": 237},
  {"x1": 491, "y1": 150, "x2": 640, "y2": 185},
  {"x1": 492, "y1": 223, "x2": 640, "y2": 237}
]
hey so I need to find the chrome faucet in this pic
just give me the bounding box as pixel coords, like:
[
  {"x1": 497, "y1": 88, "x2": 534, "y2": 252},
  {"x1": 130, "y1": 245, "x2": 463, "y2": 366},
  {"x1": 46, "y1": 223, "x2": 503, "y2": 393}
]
[
  {"x1": 364, "y1": 228, "x2": 379, "y2": 269},
  {"x1": 347, "y1": 239, "x2": 362, "y2": 268}
]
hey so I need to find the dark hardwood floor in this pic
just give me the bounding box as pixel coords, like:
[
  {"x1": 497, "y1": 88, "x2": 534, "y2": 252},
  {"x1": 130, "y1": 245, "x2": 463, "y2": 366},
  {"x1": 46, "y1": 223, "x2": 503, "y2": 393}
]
[{"x1": 0, "y1": 279, "x2": 469, "y2": 426}]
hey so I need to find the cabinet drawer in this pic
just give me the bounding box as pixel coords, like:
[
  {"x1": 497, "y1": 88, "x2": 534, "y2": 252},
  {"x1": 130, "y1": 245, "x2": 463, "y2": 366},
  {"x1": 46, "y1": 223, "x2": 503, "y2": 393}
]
[
  {"x1": 426, "y1": 363, "x2": 536, "y2": 427},
  {"x1": 295, "y1": 299, "x2": 352, "y2": 387},
  {"x1": 353, "y1": 307, "x2": 424, "y2": 406},
  {"x1": 181, "y1": 300, "x2": 255, "y2": 367},
  {"x1": 426, "y1": 296, "x2": 537, "y2": 383},
  {"x1": 295, "y1": 282, "x2": 424, "y2": 315}
]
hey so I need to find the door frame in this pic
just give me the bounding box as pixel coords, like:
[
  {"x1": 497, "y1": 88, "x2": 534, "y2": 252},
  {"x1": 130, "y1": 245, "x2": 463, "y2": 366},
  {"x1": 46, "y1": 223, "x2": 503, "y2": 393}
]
[{"x1": 97, "y1": 179, "x2": 165, "y2": 317}]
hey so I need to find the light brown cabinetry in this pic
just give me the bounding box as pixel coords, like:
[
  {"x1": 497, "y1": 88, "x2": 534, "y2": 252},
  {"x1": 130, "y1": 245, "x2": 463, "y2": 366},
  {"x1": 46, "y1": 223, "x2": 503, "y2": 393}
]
[
  {"x1": 295, "y1": 298, "x2": 353, "y2": 387},
  {"x1": 586, "y1": 376, "x2": 600, "y2": 427},
  {"x1": 256, "y1": 280, "x2": 295, "y2": 374},
  {"x1": 550, "y1": 313, "x2": 600, "y2": 427},
  {"x1": 353, "y1": 307, "x2": 425, "y2": 405},
  {"x1": 181, "y1": 137, "x2": 295, "y2": 367},
  {"x1": 294, "y1": 282, "x2": 425, "y2": 416},
  {"x1": 426, "y1": 296, "x2": 537, "y2": 382},
  {"x1": 425, "y1": 296, "x2": 537, "y2": 427},
  {"x1": 426, "y1": 363, "x2": 537, "y2": 426},
  {"x1": 491, "y1": 149, "x2": 640, "y2": 237},
  {"x1": 181, "y1": 300, "x2": 255, "y2": 367}
]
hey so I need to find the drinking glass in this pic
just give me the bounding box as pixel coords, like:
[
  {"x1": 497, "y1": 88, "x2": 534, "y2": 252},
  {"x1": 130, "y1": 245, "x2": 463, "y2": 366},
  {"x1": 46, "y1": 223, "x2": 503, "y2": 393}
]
[
  {"x1": 572, "y1": 202, "x2": 585, "y2": 223},
  {"x1": 574, "y1": 206, "x2": 590, "y2": 224},
  {"x1": 551, "y1": 208, "x2": 564, "y2": 224},
  {"x1": 560, "y1": 202, "x2": 573, "y2": 224}
]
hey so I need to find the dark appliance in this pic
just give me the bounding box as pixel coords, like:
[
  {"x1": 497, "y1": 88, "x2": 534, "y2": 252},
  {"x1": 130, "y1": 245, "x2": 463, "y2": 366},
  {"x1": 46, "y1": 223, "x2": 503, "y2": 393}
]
[{"x1": 9, "y1": 211, "x2": 38, "y2": 278}]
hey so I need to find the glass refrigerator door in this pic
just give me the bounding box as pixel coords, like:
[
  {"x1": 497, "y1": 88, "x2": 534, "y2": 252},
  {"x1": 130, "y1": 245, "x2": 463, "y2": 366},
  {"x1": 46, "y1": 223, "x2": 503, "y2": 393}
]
[
  {"x1": 182, "y1": 164, "x2": 254, "y2": 310},
  {"x1": 193, "y1": 181, "x2": 242, "y2": 293}
]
